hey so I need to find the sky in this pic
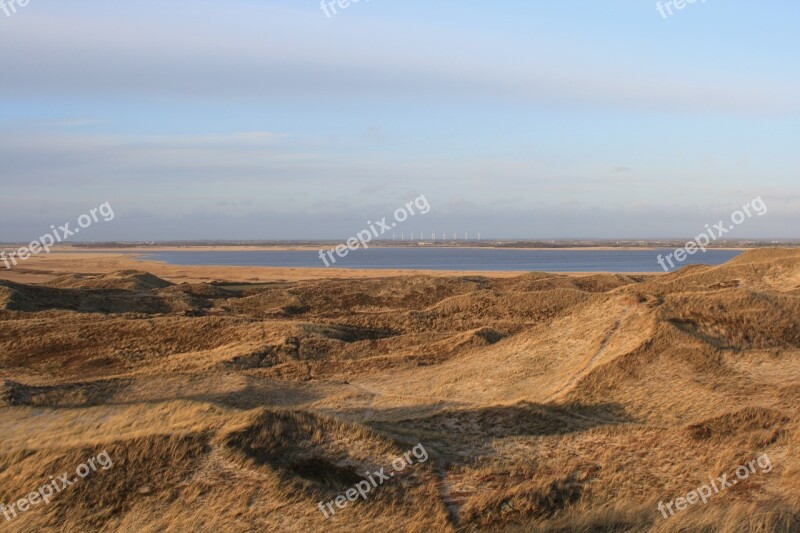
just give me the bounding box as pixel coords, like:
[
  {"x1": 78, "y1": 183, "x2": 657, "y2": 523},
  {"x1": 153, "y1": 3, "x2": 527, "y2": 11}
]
[{"x1": 1, "y1": 0, "x2": 798, "y2": 241}]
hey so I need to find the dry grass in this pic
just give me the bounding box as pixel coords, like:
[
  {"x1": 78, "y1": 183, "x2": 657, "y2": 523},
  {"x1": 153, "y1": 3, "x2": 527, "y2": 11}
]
[{"x1": 1, "y1": 249, "x2": 800, "y2": 531}]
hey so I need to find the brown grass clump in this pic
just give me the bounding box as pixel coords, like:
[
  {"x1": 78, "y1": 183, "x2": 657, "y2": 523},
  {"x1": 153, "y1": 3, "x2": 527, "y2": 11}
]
[{"x1": 46, "y1": 270, "x2": 174, "y2": 291}]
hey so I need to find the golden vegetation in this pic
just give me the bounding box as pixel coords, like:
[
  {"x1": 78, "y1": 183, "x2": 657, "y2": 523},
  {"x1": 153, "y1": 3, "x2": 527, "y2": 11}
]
[{"x1": 1, "y1": 249, "x2": 799, "y2": 531}]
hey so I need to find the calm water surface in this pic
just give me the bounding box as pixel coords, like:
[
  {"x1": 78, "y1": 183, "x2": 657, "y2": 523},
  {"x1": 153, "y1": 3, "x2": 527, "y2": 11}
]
[{"x1": 138, "y1": 248, "x2": 742, "y2": 273}]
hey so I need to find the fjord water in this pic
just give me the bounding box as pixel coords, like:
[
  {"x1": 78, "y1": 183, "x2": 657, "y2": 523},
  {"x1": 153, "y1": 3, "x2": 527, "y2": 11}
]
[{"x1": 141, "y1": 248, "x2": 742, "y2": 272}]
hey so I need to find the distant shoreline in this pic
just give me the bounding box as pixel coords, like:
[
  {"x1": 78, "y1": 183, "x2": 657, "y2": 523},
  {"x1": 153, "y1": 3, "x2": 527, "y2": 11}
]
[
  {"x1": 34, "y1": 244, "x2": 762, "y2": 253},
  {"x1": 0, "y1": 245, "x2": 755, "y2": 285}
]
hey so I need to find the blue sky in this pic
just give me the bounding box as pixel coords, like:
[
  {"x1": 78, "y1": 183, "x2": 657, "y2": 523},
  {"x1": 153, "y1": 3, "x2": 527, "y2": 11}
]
[{"x1": 1, "y1": 0, "x2": 798, "y2": 240}]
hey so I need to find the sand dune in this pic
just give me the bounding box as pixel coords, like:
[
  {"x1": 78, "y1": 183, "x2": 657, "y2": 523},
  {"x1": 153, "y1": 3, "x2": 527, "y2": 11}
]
[{"x1": 1, "y1": 249, "x2": 799, "y2": 531}]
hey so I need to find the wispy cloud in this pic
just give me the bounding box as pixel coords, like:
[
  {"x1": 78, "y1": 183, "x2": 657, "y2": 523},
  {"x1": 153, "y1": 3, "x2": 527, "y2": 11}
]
[
  {"x1": 2, "y1": 7, "x2": 798, "y2": 115},
  {"x1": 1, "y1": 1, "x2": 799, "y2": 239},
  {"x1": 48, "y1": 118, "x2": 105, "y2": 128}
]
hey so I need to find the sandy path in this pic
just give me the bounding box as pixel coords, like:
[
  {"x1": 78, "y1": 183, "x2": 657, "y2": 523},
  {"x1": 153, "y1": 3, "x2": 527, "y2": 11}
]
[{"x1": 546, "y1": 308, "x2": 632, "y2": 401}]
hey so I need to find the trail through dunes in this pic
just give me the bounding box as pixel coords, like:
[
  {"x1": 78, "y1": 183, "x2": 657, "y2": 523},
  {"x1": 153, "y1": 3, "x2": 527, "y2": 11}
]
[{"x1": 546, "y1": 307, "x2": 631, "y2": 402}]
